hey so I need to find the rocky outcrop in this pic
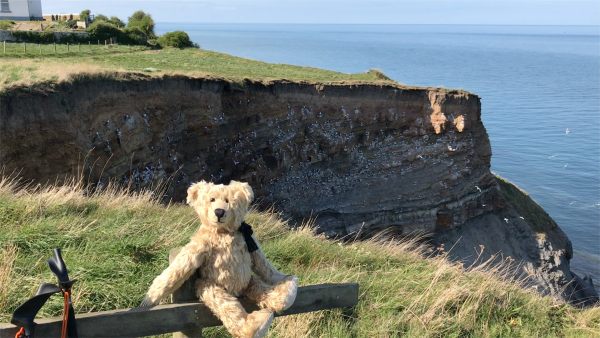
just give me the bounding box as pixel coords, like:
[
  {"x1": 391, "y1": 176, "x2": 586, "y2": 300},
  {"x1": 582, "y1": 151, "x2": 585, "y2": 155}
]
[{"x1": 0, "y1": 74, "x2": 596, "y2": 305}]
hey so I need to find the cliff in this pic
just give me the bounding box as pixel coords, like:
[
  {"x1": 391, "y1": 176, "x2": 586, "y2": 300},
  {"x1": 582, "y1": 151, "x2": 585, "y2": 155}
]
[{"x1": 0, "y1": 74, "x2": 596, "y2": 305}]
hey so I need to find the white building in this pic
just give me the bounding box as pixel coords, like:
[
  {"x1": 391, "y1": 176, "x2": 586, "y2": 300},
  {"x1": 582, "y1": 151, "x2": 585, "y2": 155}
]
[{"x1": 0, "y1": 0, "x2": 43, "y2": 20}]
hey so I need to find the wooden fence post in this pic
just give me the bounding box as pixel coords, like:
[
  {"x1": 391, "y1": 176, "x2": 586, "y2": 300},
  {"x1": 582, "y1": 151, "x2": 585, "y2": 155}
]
[
  {"x1": 67, "y1": 43, "x2": 69, "y2": 52},
  {"x1": 54, "y1": 42, "x2": 56, "y2": 54},
  {"x1": 3, "y1": 41, "x2": 5, "y2": 54},
  {"x1": 169, "y1": 248, "x2": 203, "y2": 338},
  {"x1": 23, "y1": 42, "x2": 26, "y2": 53}
]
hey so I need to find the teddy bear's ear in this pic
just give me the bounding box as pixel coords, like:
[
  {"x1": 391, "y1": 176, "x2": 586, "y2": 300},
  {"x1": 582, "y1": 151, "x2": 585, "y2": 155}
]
[
  {"x1": 187, "y1": 180, "x2": 210, "y2": 205},
  {"x1": 230, "y1": 180, "x2": 254, "y2": 204}
]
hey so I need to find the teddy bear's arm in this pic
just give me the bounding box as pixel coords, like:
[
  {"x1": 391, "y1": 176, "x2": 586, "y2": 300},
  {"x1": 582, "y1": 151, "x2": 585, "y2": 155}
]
[
  {"x1": 250, "y1": 238, "x2": 288, "y2": 284},
  {"x1": 140, "y1": 241, "x2": 207, "y2": 307}
]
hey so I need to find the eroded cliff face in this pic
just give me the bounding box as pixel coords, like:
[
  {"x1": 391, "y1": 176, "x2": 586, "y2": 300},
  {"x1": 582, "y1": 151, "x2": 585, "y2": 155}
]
[
  {"x1": 0, "y1": 74, "x2": 595, "y2": 305},
  {"x1": 0, "y1": 75, "x2": 496, "y2": 236}
]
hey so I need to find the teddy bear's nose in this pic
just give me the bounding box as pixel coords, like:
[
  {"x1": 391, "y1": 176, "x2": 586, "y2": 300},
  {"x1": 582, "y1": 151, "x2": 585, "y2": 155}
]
[{"x1": 214, "y1": 208, "x2": 225, "y2": 219}]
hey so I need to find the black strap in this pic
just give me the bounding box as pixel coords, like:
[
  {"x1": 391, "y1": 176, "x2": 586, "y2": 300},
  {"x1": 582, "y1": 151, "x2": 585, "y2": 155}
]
[
  {"x1": 11, "y1": 283, "x2": 62, "y2": 337},
  {"x1": 238, "y1": 222, "x2": 259, "y2": 252}
]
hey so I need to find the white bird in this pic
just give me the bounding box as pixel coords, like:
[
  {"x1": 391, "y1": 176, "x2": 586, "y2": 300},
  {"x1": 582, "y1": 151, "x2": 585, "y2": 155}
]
[
  {"x1": 504, "y1": 218, "x2": 509, "y2": 223},
  {"x1": 519, "y1": 216, "x2": 525, "y2": 220},
  {"x1": 565, "y1": 128, "x2": 571, "y2": 135},
  {"x1": 475, "y1": 186, "x2": 482, "y2": 193}
]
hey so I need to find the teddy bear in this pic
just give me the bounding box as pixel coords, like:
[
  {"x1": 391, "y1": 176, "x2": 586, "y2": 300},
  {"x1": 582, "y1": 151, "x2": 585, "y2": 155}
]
[{"x1": 140, "y1": 180, "x2": 298, "y2": 338}]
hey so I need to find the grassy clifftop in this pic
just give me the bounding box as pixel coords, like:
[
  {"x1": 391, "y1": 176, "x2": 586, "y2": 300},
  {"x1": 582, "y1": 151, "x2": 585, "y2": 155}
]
[
  {"x1": 0, "y1": 46, "x2": 392, "y2": 91},
  {"x1": 0, "y1": 178, "x2": 598, "y2": 337}
]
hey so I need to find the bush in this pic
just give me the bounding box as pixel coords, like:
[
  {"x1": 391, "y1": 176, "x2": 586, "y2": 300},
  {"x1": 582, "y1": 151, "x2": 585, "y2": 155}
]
[
  {"x1": 86, "y1": 21, "x2": 121, "y2": 42},
  {"x1": 0, "y1": 20, "x2": 14, "y2": 30},
  {"x1": 121, "y1": 27, "x2": 147, "y2": 45},
  {"x1": 80, "y1": 9, "x2": 91, "y2": 22},
  {"x1": 109, "y1": 16, "x2": 125, "y2": 28},
  {"x1": 157, "y1": 31, "x2": 195, "y2": 49},
  {"x1": 93, "y1": 14, "x2": 109, "y2": 22},
  {"x1": 63, "y1": 20, "x2": 78, "y2": 29},
  {"x1": 11, "y1": 31, "x2": 55, "y2": 43},
  {"x1": 10, "y1": 31, "x2": 88, "y2": 44},
  {"x1": 127, "y1": 10, "x2": 155, "y2": 38}
]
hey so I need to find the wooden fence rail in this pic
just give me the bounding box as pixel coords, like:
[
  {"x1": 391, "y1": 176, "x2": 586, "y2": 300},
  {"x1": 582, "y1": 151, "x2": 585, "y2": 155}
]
[{"x1": 0, "y1": 283, "x2": 359, "y2": 338}]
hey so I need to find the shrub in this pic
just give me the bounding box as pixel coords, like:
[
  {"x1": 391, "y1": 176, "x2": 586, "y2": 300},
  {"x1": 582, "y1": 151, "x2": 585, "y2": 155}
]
[
  {"x1": 157, "y1": 31, "x2": 195, "y2": 49},
  {"x1": 0, "y1": 20, "x2": 14, "y2": 30},
  {"x1": 86, "y1": 21, "x2": 121, "y2": 42},
  {"x1": 79, "y1": 9, "x2": 91, "y2": 22},
  {"x1": 11, "y1": 31, "x2": 54, "y2": 43},
  {"x1": 121, "y1": 27, "x2": 147, "y2": 45},
  {"x1": 109, "y1": 16, "x2": 125, "y2": 28},
  {"x1": 127, "y1": 11, "x2": 155, "y2": 38},
  {"x1": 63, "y1": 20, "x2": 78, "y2": 29},
  {"x1": 94, "y1": 14, "x2": 109, "y2": 22}
]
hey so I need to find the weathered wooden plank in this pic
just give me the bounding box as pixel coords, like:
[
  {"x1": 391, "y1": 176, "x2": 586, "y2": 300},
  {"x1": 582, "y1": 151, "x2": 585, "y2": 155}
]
[
  {"x1": 0, "y1": 283, "x2": 358, "y2": 338},
  {"x1": 170, "y1": 248, "x2": 203, "y2": 338}
]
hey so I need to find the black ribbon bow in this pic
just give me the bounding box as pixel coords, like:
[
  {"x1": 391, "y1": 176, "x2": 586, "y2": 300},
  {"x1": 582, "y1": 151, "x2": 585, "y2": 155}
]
[{"x1": 238, "y1": 222, "x2": 259, "y2": 252}]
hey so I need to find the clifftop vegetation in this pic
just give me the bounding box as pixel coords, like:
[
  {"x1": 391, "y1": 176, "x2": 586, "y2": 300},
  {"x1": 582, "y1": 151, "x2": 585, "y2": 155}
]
[
  {"x1": 1, "y1": 9, "x2": 192, "y2": 48},
  {"x1": 0, "y1": 48, "x2": 392, "y2": 91}
]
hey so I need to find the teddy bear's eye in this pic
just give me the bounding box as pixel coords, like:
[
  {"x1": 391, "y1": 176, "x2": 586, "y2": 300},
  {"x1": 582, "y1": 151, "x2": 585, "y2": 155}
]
[
  {"x1": 210, "y1": 198, "x2": 215, "y2": 202},
  {"x1": 225, "y1": 198, "x2": 229, "y2": 203}
]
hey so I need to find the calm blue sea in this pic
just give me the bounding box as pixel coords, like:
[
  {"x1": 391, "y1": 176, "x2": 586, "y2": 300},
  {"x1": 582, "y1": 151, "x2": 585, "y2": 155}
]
[{"x1": 157, "y1": 23, "x2": 600, "y2": 281}]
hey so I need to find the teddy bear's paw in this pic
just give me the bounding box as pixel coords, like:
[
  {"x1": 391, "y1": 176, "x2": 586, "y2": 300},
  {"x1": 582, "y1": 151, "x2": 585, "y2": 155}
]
[
  {"x1": 137, "y1": 294, "x2": 157, "y2": 309},
  {"x1": 245, "y1": 309, "x2": 274, "y2": 338},
  {"x1": 280, "y1": 275, "x2": 298, "y2": 311}
]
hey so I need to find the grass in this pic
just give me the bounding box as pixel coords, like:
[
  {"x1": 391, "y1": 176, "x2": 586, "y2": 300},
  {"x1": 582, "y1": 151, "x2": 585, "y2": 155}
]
[
  {"x1": 0, "y1": 178, "x2": 598, "y2": 337},
  {"x1": 496, "y1": 176, "x2": 558, "y2": 233},
  {"x1": 0, "y1": 44, "x2": 392, "y2": 91},
  {"x1": 0, "y1": 20, "x2": 14, "y2": 30}
]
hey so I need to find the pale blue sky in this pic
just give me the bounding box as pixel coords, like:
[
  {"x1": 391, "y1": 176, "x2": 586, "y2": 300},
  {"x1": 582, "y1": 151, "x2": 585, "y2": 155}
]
[{"x1": 42, "y1": 0, "x2": 599, "y2": 25}]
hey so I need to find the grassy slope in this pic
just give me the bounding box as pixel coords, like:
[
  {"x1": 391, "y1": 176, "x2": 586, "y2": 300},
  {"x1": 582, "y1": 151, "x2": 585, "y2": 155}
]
[
  {"x1": 0, "y1": 46, "x2": 390, "y2": 90},
  {"x1": 0, "y1": 179, "x2": 598, "y2": 337}
]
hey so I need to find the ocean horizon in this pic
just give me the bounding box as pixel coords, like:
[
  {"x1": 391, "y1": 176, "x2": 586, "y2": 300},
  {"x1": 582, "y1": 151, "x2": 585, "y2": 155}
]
[{"x1": 156, "y1": 23, "x2": 600, "y2": 285}]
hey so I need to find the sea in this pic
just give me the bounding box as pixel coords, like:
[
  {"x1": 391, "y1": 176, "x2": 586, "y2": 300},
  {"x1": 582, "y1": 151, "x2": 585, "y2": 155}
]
[{"x1": 156, "y1": 23, "x2": 600, "y2": 283}]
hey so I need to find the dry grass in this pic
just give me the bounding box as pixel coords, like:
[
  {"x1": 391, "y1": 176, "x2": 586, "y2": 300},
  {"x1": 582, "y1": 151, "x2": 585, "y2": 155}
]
[
  {"x1": 0, "y1": 59, "x2": 114, "y2": 90},
  {"x1": 0, "y1": 244, "x2": 18, "y2": 312}
]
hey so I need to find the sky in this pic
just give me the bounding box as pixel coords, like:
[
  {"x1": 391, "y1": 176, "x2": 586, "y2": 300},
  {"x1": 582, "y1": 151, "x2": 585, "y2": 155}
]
[{"x1": 42, "y1": 0, "x2": 600, "y2": 25}]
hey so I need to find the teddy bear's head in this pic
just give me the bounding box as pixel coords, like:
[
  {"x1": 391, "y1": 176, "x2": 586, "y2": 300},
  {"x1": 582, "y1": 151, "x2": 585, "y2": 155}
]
[{"x1": 186, "y1": 180, "x2": 254, "y2": 232}]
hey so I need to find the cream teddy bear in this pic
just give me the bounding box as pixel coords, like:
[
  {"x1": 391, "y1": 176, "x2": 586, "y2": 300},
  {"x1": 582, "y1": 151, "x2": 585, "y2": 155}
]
[{"x1": 140, "y1": 180, "x2": 298, "y2": 338}]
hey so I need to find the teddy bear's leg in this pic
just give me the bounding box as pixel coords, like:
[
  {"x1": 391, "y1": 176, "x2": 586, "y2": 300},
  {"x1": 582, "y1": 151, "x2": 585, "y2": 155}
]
[
  {"x1": 244, "y1": 275, "x2": 298, "y2": 313},
  {"x1": 198, "y1": 283, "x2": 274, "y2": 338}
]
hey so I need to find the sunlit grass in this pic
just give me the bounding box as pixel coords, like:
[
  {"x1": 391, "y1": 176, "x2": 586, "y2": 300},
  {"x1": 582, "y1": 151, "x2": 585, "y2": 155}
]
[
  {"x1": 0, "y1": 178, "x2": 597, "y2": 337},
  {"x1": 0, "y1": 45, "x2": 393, "y2": 91}
]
